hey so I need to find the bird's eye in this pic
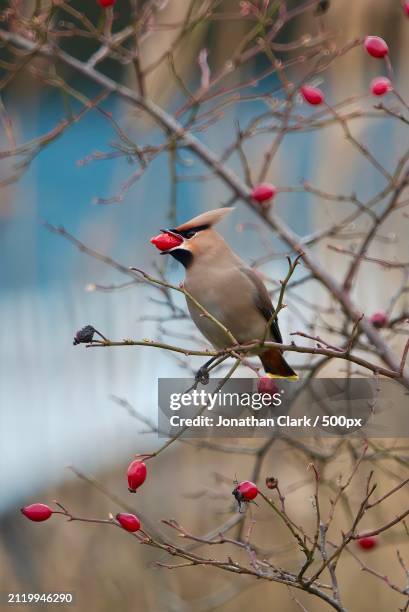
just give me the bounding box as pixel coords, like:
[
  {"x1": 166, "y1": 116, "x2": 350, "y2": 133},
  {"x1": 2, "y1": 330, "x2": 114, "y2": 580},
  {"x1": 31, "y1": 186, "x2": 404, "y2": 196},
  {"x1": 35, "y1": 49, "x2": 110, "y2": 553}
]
[{"x1": 184, "y1": 230, "x2": 197, "y2": 239}]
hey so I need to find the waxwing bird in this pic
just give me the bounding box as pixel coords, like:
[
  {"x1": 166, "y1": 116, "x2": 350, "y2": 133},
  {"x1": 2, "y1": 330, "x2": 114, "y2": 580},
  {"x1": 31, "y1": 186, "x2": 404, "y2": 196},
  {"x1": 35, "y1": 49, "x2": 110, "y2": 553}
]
[{"x1": 150, "y1": 208, "x2": 298, "y2": 380}]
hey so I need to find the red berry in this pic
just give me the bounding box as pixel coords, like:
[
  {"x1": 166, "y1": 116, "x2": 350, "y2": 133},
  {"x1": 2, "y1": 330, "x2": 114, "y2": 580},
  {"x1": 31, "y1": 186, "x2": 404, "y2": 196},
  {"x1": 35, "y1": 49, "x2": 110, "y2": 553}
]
[
  {"x1": 21, "y1": 503, "x2": 53, "y2": 522},
  {"x1": 357, "y1": 535, "x2": 378, "y2": 550},
  {"x1": 98, "y1": 0, "x2": 115, "y2": 7},
  {"x1": 257, "y1": 376, "x2": 279, "y2": 395},
  {"x1": 300, "y1": 85, "x2": 324, "y2": 105},
  {"x1": 234, "y1": 480, "x2": 258, "y2": 501},
  {"x1": 369, "y1": 311, "x2": 388, "y2": 329},
  {"x1": 127, "y1": 460, "x2": 147, "y2": 492},
  {"x1": 239, "y1": 481, "x2": 258, "y2": 500},
  {"x1": 364, "y1": 36, "x2": 388, "y2": 59},
  {"x1": 116, "y1": 512, "x2": 141, "y2": 532},
  {"x1": 150, "y1": 232, "x2": 183, "y2": 252},
  {"x1": 370, "y1": 77, "x2": 392, "y2": 96},
  {"x1": 403, "y1": 2, "x2": 409, "y2": 16},
  {"x1": 251, "y1": 183, "x2": 277, "y2": 203}
]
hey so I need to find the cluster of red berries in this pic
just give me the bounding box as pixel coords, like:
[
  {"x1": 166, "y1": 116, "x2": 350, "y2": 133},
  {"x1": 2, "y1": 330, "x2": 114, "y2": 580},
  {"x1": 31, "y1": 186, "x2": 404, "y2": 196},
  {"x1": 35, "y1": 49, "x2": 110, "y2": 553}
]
[
  {"x1": 364, "y1": 36, "x2": 392, "y2": 97},
  {"x1": 21, "y1": 503, "x2": 141, "y2": 533},
  {"x1": 299, "y1": 35, "x2": 393, "y2": 108},
  {"x1": 21, "y1": 459, "x2": 148, "y2": 533},
  {"x1": 21, "y1": 463, "x2": 258, "y2": 535},
  {"x1": 20, "y1": 473, "x2": 380, "y2": 551},
  {"x1": 21, "y1": 461, "x2": 258, "y2": 530}
]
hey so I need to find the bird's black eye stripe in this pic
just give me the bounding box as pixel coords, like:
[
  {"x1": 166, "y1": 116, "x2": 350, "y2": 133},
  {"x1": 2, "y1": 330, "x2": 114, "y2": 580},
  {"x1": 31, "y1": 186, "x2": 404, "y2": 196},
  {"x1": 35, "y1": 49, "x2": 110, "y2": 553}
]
[{"x1": 170, "y1": 224, "x2": 210, "y2": 239}]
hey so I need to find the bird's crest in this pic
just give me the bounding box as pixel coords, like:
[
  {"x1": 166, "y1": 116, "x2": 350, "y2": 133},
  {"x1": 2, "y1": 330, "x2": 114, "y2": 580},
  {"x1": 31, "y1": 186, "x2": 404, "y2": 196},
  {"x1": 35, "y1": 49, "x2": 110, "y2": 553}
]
[{"x1": 175, "y1": 207, "x2": 233, "y2": 232}]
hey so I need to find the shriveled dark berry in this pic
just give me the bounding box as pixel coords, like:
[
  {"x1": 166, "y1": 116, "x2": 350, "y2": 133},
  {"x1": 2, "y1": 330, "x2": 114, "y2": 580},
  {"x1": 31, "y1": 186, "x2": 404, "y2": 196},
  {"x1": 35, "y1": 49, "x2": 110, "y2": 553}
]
[
  {"x1": 73, "y1": 325, "x2": 96, "y2": 345},
  {"x1": 266, "y1": 476, "x2": 278, "y2": 490}
]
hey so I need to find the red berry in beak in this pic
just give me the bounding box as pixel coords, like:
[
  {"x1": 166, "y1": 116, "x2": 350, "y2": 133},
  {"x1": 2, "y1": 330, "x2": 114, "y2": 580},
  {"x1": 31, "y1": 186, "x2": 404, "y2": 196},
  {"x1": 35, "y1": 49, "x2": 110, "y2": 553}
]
[
  {"x1": 98, "y1": 0, "x2": 115, "y2": 7},
  {"x1": 251, "y1": 183, "x2": 277, "y2": 203},
  {"x1": 357, "y1": 535, "x2": 378, "y2": 550},
  {"x1": 127, "y1": 460, "x2": 147, "y2": 492},
  {"x1": 364, "y1": 36, "x2": 388, "y2": 58},
  {"x1": 370, "y1": 77, "x2": 392, "y2": 96},
  {"x1": 150, "y1": 233, "x2": 183, "y2": 252},
  {"x1": 300, "y1": 85, "x2": 324, "y2": 105},
  {"x1": 369, "y1": 311, "x2": 388, "y2": 329},
  {"x1": 116, "y1": 512, "x2": 141, "y2": 532},
  {"x1": 21, "y1": 503, "x2": 53, "y2": 522}
]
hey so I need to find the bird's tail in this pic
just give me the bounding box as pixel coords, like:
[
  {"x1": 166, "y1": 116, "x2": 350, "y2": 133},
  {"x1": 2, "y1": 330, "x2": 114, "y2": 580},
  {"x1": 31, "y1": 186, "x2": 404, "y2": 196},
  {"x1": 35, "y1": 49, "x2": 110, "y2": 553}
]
[{"x1": 260, "y1": 349, "x2": 298, "y2": 381}]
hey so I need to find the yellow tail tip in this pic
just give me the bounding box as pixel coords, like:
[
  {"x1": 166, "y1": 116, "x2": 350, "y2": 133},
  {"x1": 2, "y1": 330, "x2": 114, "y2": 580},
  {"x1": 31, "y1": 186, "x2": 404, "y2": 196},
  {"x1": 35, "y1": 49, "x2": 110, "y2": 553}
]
[{"x1": 266, "y1": 373, "x2": 299, "y2": 381}]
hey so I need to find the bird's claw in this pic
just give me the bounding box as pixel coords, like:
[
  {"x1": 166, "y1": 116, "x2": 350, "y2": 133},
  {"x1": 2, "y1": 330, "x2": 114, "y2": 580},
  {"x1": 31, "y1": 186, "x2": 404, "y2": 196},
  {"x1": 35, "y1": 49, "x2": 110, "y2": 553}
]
[{"x1": 195, "y1": 366, "x2": 209, "y2": 385}]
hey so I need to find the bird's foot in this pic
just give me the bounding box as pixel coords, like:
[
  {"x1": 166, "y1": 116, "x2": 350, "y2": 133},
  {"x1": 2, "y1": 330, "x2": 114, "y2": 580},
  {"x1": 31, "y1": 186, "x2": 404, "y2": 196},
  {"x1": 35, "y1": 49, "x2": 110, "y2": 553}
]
[{"x1": 195, "y1": 366, "x2": 210, "y2": 385}]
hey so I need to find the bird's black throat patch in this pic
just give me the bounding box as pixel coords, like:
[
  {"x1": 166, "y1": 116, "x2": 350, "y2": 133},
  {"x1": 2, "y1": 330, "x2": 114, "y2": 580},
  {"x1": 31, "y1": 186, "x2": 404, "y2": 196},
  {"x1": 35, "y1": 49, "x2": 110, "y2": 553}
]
[{"x1": 169, "y1": 248, "x2": 193, "y2": 268}]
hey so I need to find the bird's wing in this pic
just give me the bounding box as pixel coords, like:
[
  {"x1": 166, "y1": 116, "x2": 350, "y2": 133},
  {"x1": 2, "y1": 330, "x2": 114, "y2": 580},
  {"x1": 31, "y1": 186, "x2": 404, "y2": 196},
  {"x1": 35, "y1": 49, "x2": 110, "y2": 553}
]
[{"x1": 240, "y1": 267, "x2": 283, "y2": 343}]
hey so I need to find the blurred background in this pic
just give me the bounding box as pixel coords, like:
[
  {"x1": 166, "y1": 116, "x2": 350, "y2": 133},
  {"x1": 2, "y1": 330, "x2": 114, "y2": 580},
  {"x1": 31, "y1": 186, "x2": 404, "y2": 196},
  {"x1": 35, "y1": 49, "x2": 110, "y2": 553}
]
[{"x1": 1, "y1": 0, "x2": 409, "y2": 610}]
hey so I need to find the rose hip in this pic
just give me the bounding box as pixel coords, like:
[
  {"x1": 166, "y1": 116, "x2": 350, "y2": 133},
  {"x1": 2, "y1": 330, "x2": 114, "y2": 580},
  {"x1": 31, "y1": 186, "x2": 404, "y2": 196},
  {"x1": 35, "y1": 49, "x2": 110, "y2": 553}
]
[
  {"x1": 364, "y1": 36, "x2": 388, "y2": 59},
  {"x1": 251, "y1": 183, "x2": 277, "y2": 203},
  {"x1": 127, "y1": 460, "x2": 147, "y2": 492},
  {"x1": 150, "y1": 233, "x2": 183, "y2": 251},
  {"x1": 369, "y1": 311, "x2": 388, "y2": 329},
  {"x1": 21, "y1": 503, "x2": 53, "y2": 522},
  {"x1": 233, "y1": 480, "x2": 258, "y2": 505},
  {"x1": 370, "y1": 77, "x2": 392, "y2": 96},
  {"x1": 300, "y1": 85, "x2": 324, "y2": 105},
  {"x1": 357, "y1": 535, "x2": 378, "y2": 550},
  {"x1": 116, "y1": 513, "x2": 141, "y2": 532}
]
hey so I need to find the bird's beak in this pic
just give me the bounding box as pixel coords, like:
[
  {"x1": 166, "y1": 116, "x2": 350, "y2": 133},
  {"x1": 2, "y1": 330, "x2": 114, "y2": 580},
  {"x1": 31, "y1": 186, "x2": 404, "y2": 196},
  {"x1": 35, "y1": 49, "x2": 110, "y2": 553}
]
[{"x1": 162, "y1": 228, "x2": 183, "y2": 240}]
